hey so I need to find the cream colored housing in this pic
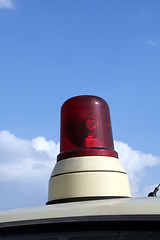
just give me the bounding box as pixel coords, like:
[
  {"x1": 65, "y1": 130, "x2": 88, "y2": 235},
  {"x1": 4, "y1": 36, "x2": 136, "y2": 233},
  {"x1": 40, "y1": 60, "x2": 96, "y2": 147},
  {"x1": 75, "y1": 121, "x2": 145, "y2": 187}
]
[{"x1": 48, "y1": 156, "x2": 131, "y2": 202}]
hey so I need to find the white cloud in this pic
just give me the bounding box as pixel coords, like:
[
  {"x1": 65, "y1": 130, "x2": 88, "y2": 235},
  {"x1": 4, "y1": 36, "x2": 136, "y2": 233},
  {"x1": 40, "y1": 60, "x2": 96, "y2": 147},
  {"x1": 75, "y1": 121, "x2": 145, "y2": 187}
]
[
  {"x1": 0, "y1": 0, "x2": 14, "y2": 9},
  {"x1": 0, "y1": 130, "x2": 159, "y2": 210},
  {"x1": 0, "y1": 131, "x2": 59, "y2": 210},
  {"x1": 32, "y1": 136, "x2": 59, "y2": 160},
  {"x1": 0, "y1": 131, "x2": 59, "y2": 182},
  {"x1": 114, "y1": 141, "x2": 160, "y2": 196},
  {"x1": 147, "y1": 40, "x2": 158, "y2": 46}
]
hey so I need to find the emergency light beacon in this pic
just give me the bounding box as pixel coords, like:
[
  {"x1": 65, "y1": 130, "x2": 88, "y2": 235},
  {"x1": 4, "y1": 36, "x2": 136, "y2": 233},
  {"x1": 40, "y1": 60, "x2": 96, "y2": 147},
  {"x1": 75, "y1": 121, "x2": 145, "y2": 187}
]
[{"x1": 47, "y1": 95, "x2": 131, "y2": 204}]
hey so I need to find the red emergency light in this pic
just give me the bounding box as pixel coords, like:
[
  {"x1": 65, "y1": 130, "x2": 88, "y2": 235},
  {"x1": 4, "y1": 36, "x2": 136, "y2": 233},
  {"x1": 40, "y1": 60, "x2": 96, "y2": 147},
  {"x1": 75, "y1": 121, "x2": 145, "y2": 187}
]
[
  {"x1": 57, "y1": 95, "x2": 118, "y2": 161},
  {"x1": 47, "y1": 95, "x2": 131, "y2": 204}
]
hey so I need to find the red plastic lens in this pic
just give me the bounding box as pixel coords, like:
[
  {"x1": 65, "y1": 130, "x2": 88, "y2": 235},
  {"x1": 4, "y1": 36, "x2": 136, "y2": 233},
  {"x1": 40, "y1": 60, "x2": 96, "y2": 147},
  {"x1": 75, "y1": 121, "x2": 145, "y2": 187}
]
[{"x1": 57, "y1": 95, "x2": 118, "y2": 161}]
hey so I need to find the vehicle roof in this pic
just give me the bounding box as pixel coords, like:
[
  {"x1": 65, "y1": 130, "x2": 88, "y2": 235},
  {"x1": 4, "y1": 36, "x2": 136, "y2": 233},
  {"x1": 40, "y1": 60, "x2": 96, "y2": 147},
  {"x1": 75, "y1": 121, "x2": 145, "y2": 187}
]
[{"x1": 0, "y1": 197, "x2": 160, "y2": 225}]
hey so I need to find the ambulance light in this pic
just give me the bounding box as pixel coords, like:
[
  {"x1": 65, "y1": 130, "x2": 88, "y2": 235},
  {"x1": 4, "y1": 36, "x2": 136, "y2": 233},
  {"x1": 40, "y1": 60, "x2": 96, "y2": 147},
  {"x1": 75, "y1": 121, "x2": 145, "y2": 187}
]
[{"x1": 47, "y1": 95, "x2": 131, "y2": 205}]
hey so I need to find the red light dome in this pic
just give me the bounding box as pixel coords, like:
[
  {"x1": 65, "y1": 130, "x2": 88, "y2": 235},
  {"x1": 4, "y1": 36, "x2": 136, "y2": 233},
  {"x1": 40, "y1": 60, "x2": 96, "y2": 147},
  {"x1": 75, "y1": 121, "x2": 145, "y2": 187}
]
[{"x1": 57, "y1": 95, "x2": 118, "y2": 161}]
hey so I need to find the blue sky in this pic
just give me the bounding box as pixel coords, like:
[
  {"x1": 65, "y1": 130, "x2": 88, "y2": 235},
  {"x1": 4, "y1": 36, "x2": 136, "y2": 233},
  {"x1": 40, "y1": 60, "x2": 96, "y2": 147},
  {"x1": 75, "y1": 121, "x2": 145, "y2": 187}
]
[{"x1": 0, "y1": 0, "x2": 160, "y2": 210}]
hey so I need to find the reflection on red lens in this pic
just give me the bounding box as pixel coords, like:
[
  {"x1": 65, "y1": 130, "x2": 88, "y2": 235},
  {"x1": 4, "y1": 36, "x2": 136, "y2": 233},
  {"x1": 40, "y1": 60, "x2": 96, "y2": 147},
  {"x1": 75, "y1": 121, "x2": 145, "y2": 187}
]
[{"x1": 57, "y1": 95, "x2": 118, "y2": 161}]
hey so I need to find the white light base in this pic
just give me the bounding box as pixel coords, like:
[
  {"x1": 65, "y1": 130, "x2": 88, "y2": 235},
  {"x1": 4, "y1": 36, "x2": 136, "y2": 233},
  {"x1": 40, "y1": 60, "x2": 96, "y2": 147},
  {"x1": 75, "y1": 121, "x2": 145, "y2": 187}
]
[{"x1": 48, "y1": 156, "x2": 131, "y2": 203}]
